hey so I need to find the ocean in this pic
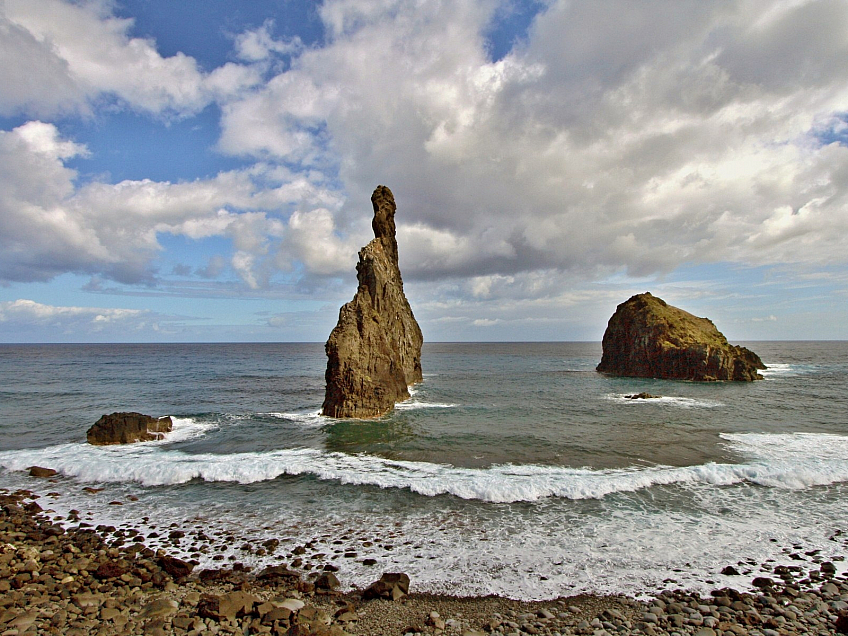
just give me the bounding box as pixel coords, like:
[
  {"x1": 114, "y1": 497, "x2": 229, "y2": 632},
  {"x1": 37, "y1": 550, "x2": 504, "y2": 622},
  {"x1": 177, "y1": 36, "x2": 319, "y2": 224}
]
[{"x1": 0, "y1": 341, "x2": 847, "y2": 600}]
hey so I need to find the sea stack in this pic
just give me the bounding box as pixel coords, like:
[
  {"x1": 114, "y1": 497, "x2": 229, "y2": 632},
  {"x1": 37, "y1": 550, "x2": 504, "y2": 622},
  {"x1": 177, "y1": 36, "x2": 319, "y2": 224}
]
[
  {"x1": 322, "y1": 185, "x2": 423, "y2": 418},
  {"x1": 597, "y1": 292, "x2": 765, "y2": 381}
]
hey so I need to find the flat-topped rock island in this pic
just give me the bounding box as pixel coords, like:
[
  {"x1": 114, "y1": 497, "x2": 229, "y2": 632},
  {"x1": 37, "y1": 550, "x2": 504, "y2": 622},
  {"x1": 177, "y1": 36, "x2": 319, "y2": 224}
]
[{"x1": 597, "y1": 292, "x2": 766, "y2": 381}]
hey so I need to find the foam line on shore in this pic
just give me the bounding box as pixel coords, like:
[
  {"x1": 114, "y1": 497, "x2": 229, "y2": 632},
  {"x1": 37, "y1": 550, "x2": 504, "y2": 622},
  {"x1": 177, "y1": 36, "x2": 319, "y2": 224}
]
[
  {"x1": 606, "y1": 394, "x2": 723, "y2": 408},
  {"x1": 2, "y1": 432, "x2": 848, "y2": 502}
]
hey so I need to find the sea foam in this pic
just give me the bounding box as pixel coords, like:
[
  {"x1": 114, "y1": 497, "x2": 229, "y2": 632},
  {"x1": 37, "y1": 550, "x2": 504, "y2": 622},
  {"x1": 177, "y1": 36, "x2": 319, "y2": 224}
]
[
  {"x1": 607, "y1": 394, "x2": 723, "y2": 408},
  {"x1": 2, "y1": 430, "x2": 847, "y2": 502}
]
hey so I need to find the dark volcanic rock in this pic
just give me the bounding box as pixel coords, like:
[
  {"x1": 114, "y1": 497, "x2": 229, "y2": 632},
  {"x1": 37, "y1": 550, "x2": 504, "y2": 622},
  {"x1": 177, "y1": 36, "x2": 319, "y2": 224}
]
[
  {"x1": 86, "y1": 412, "x2": 173, "y2": 445},
  {"x1": 597, "y1": 293, "x2": 765, "y2": 381},
  {"x1": 322, "y1": 185, "x2": 423, "y2": 418}
]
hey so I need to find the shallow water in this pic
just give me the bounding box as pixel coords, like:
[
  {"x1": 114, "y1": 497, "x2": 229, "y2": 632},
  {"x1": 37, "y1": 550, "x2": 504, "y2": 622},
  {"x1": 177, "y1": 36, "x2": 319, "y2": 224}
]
[{"x1": 1, "y1": 341, "x2": 847, "y2": 599}]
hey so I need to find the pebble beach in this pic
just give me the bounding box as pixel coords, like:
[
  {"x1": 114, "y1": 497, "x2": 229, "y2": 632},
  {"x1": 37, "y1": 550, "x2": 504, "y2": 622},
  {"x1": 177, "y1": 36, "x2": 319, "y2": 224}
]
[{"x1": 3, "y1": 485, "x2": 848, "y2": 636}]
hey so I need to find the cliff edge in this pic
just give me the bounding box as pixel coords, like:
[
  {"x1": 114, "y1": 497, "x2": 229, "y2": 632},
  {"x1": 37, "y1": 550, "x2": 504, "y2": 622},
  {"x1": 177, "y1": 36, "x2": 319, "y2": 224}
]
[
  {"x1": 322, "y1": 186, "x2": 423, "y2": 418},
  {"x1": 596, "y1": 292, "x2": 765, "y2": 381}
]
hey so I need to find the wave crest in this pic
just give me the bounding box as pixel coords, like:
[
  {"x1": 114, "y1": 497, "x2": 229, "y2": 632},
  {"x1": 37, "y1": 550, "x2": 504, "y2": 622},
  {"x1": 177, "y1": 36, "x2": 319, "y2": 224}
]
[{"x1": 1, "y1": 433, "x2": 847, "y2": 503}]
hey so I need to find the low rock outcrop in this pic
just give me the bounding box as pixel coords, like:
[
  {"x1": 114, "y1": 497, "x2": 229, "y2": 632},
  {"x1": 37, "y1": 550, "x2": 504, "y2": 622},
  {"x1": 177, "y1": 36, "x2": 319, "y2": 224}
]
[
  {"x1": 86, "y1": 412, "x2": 173, "y2": 445},
  {"x1": 322, "y1": 186, "x2": 423, "y2": 418},
  {"x1": 597, "y1": 292, "x2": 765, "y2": 381}
]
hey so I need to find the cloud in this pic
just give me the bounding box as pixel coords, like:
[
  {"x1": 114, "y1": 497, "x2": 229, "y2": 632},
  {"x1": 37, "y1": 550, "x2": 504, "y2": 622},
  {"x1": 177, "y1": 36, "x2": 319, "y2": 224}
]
[
  {"x1": 4, "y1": 0, "x2": 848, "y2": 336},
  {"x1": 234, "y1": 19, "x2": 303, "y2": 62},
  {"x1": 0, "y1": 299, "x2": 156, "y2": 339},
  {"x1": 0, "y1": 121, "x2": 343, "y2": 287},
  {"x1": 0, "y1": 298, "x2": 142, "y2": 323},
  {"x1": 216, "y1": 0, "x2": 848, "y2": 292},
  {"x1": 0, "y1": 0, "x2": 259, "y2": 117}
]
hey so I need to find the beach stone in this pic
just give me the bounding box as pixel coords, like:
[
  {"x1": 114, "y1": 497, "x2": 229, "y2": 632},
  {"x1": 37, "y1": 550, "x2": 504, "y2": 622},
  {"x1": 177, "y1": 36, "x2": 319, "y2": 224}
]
[
  {"x1": 262, "y1": 606, "x2": 293, "y2": 625},
  {"x1": 172, "y1": 614, "x2": 193, "y2": 630},
  {"x1": 8, "y1": 610, "x2": 38, "y2": 630},
  {"x1": 823, "y1": 582, "x2": 840, "y2": 595},
  {"x1": 72, "y1": 592, "x2": 104, "y2": 609},
  {"x1": 94, "y1": 560, "x2": 127, "y2": 579},
  {"x1": 196, "y1": 594, "x2": 223, "y2": 620},
  {"x1": 157, "y1": 554, "x2": 193, "y2": 578},
  {"x1": 315, "y1": 572, "x2": 340, "y2": 590},
  {"x1": 322, "y1": 185, "x2": 423, "y2": 418},
  {"x1": 27, "y1": 466, "x2": 58, "y2": 478},
  {"x1": 257, "y1": 564, "x2": 301, "y2": 581},
  {"x1": 87, "y1": 412, "x2": 173, "y2": 445},
  {"x1": 597, "y1": 292, "x2": 765, "y2": 381},
  {"x1": 278, "y1": 599, "x2": 305, "y2": 613},
  {"x1": 217, "y1": 591, "x2": 260, "y2": 620},
  {"x1": 138, "y1": 598, "x2": 178, "y2": 620},
  {"x1": 362, "y1": 572, "x2": 410, "y2": 600}
]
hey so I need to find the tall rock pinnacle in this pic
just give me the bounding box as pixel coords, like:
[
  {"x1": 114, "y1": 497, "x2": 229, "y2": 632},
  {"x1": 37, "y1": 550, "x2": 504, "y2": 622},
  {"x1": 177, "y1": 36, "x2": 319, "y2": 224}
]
[{"x1": 322, "y1": 186, "x2": 423, "y2": 418}]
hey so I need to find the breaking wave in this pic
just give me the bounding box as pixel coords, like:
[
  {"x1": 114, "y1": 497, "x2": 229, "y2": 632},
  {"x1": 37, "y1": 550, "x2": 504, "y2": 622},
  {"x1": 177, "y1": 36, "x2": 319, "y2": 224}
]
[{"x1": 2, "y1": 427, "x2": 846, "y2": 503}]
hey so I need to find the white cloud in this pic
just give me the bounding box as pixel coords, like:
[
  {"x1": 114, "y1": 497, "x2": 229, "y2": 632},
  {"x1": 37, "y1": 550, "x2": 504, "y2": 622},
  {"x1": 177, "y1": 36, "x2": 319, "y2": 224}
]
[
  {"x1": 281, "y1": 208, "x2": 359, "y2": 276},
  {"x1": 0, "y1": 298, "x2": 146, "y2": 330},
  {"x1": 0, "y1": 0, "x2": 260, "y2": 116},
  {"x1": 4, "y1": 0, "x2": 848, "y2": 338},
  {"x1": 234, "y1": 19, "x2": 302, "y2": 62},
  {"x1": 0, "y1": 121, "x2": 341, "y2": 287},
  {"x1": 216, "y1": 0, "x2": 848, "y2": 294}
]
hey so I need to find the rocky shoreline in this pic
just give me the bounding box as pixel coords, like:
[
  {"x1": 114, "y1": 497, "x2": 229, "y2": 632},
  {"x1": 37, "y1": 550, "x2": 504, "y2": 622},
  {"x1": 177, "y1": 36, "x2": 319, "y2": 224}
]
[{"x1": 2, "y1": 488, "x2": 847, "y2": 636}]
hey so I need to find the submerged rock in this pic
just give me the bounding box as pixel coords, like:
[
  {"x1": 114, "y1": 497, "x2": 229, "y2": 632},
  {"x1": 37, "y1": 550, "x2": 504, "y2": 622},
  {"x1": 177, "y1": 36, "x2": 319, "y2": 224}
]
[
  {"x1": 322, "y1": 185, "x2": 423, "y2": 418},
  {"x1": 86, "y1": 412, "x2": 173, "y2": 445},
  {"x1": 597, "y1": 292, "x2": 765, "y2": 381}
]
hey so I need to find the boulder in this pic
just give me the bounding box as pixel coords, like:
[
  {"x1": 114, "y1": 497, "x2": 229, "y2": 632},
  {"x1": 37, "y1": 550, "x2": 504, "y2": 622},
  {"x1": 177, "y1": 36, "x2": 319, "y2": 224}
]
[
  {"x1": 157, "y1": 554, "x2": 193, "y2": 579},
  {"x1": 27, "y1": 466, "x2": 57, "y2": 478},
  {"x1": 86, "y1": 412, "x2": 173, "y2": 445},
  {"x1": 836, "y1": 610, "x2": 848, "y2": 634},
  {"x1": 322, "y1": 186, "x2": 423, "y2": 418},
  {"x1": 597, "y1": 293, "x2": 766, "y2": 381},
  {"x1": 315, "y1": 572, "x2": 341, "y2": 590},
  {"x1": 362, "y1": 572, "x2": 410, "y2": 601}
]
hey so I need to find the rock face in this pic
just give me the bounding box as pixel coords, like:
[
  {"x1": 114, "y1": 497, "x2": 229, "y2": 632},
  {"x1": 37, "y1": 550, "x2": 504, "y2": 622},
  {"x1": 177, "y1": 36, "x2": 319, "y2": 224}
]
[
  {"x1": 86, "y1": 412, "x2": 173, "y2": 445},
  {"x1": 597, "y1": 292, "x2": 766, "y2": 381},
  {"x1": 322, "y1": 185, "x2": 423, "y2": 418}
]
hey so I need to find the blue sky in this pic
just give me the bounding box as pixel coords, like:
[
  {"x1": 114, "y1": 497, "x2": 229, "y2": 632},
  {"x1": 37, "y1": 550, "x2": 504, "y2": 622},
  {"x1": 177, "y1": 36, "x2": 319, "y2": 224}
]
[{"x1": 1, "y1": 0, "x2": 848, "y2": 343}]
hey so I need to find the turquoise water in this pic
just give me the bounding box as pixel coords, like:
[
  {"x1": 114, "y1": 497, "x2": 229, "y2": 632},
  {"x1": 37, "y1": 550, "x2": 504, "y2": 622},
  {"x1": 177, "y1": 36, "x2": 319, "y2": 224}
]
[{"x1": 1, "y1": 342, "x2": 846, "y2": 599}]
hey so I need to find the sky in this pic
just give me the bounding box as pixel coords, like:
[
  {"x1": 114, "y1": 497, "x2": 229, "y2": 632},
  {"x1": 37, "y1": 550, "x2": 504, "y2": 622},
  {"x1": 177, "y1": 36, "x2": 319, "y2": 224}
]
[{"x1": 1, "y1": 0, "x2": 848, "y2": 343}]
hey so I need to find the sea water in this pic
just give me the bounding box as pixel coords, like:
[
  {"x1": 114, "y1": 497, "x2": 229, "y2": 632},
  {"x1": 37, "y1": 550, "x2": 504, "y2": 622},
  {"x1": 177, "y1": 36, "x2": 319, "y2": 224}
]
[{"x1": 0, "y1": 341, "x2": 846, "y2": 599}]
